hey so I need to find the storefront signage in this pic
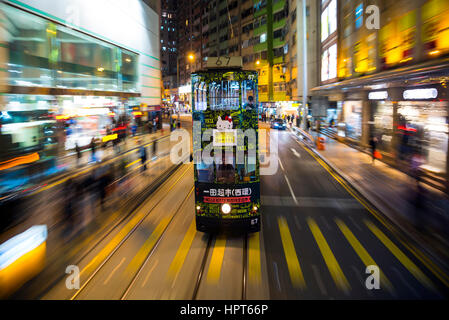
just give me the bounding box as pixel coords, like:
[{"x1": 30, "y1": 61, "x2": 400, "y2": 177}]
[
  {"x1": 368, "y1": 91, "x2": 388, "y2": 100},
  {"x1": 403, "y1": 88, "x2": 438, "y2": 100}
]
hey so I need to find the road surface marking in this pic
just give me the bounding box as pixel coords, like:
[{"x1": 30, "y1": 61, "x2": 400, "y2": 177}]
[
  {"x1": 272, "y1": 261, "x2": 282, "y2": 292},
  {"x1": 365, "y1": 220, "x2": 436, "y2": 292},
  {"x1": 278, "y1": 158, "x2": 285, "y2": 171},
  {"x1": 248, "y1": 232, "x2": 262, "y2": 285},
  {"x1": 335, "y1": 219, "x2": 394, "y2": 294},
  {"x1": 290, "y1": 148, "x2": 301, "y2": 158},
  {"x1": 311, "y1": 265, "x2": 327, "y2": 296},
  {"x1": 166, "y1": 219, "x2": 197, "y2": 282},
  {"x1": 283, "y1": 175, "x2": 298, "y2": 206},
  {"x1": 142, "y1": 259, "x2": 159, "y2": 288},
  {"x1": 277, "y1": 217, "x2": 306, "y2": 289},
  {"x1": 293, "y1": 216, "x2": 302, "y2": 230},
  {"x1": 103, "y1": 257, "x2": 126, "y2": 285},
  {"x1": 298, "y1": 142, "x2": 449, "y2": 289},
  {"x1": 73, "y1": 165, "x2": 191, "y2": 288},
  {"x1": 206, "y1": 236, "x2": 226, "y2": 284},
  {"x1": 125, "y1": 217, "x2": 171, "y2": 275},
  {"x1": 125, "y1": 159, "x2": 141, "y2": 168},
  {"x1": 307, "y1": 217, "x2": 350, "y2": 293}
]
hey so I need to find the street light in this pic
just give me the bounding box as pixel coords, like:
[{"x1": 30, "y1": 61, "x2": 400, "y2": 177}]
[
  {"x1": 188, "y1": 53, "x2": 195, "y2": 62},
  {"x1": 255, "y1": 60, "x2": 260, "y2": 66}
]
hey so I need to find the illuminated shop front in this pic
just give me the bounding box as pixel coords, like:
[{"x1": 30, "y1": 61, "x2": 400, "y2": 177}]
[{"x1": 0, "y1": 2, "x2": 146, "y2": 157}]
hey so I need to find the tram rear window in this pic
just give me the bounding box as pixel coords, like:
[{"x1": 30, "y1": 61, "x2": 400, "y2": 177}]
[
  {"x1": 208, "y1": 81, "x2": 240, "y2": 110},
  {"x1": 195, "y1": 150, "x2": 257, "y2": 183}
]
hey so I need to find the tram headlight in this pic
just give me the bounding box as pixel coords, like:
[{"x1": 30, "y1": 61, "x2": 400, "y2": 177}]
[{"x1": 221, "y1": 203, "x2": 231, "y2": 215}]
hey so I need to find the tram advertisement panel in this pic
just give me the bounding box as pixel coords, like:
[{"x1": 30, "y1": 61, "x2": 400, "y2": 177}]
[{"x1": 193, "y1": 108, "x2": 260, "y2": 219}]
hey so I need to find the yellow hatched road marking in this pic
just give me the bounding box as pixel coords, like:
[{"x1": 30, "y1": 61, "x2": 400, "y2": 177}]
[
  {"x1": 248, "y1": 232, "x2": 262, "y2": 285},
  {"x1": 70, "y1": 165, "x2": 191, "y2": 299},
  {"x1": 335, "y1": 218, "x2": 394, "y2": 294},
  {"x1": 125, "y1": 217, "x2": 171, "y2": 275},
  {"x1": 125, "y1": 159, "x2": 141, "y2": 168},
  {"x1": 166, "y1": 219, "x2": 197, "y2": 281},
  {"x1": 206, "y1": 236, "x2": 226, "y2": 284},
  {"x1": 277, "y1": 217, "x2": 306, "y2": 289},
  {"x1": 365, "y1": 220, "x2": 437, "y2": 292},
  {"x1": 299, "y1": 142, "x2": 449, "y2": 289},
  {"x1": 307, "y1": 217, "x2": 350, "y2": 293}
]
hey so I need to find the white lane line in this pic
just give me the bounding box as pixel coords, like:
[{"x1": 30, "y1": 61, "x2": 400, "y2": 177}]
[
  {"x1": 290, "y1": 148, "x2": 301, "y2": 158},
  {"x1": 351, "y1": 265, "x2": 373, "y2": 298},
  {"x1": 293, "y1": 216, "x2": 302, "y2": 231},
  {"x1": 348, "y1": 216, "x2": 362, "y2": 231},
  {"x1": 278, "y1": 158, "x2": 285, "y2": 172},
  {"x1": 141, "y1": 259, "x2": 159, "y2": 288},
  {"x1": 103, "y1": 257, "x2": 126, "y2": 285},
  {"x1": 273, "y1": 261, "x2": 282, "y2": 292},
  {"x1": 284, "y1": 174, "x2": 299, "y2": 206},
  {"x1": 312, "y1": 265, "x2": 328, "y2": 296}
]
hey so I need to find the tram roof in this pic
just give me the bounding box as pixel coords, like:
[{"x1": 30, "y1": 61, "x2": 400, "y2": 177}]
[{"x1": 192, "y1": 67, "x2": 257, "y2": 74}]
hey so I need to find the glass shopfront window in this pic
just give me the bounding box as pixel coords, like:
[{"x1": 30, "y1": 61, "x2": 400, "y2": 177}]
[
  {"x1": 373, "y1": 101, "x2": 394, "y2": 153},
  {"x1": 397, "y1": 101, "x2": 448, "y2": 174},
  {"x1": 343, "y1": 101, "x2": 362, "y2": 140},
  {"x1": 2, "y1": 4, "x2": 53, "y2": 87},
  {"x1": 1, "y1": 2, "x2": 139, "y2": 92},
  {"x1": 55, "y1": 25, "x2": 119, "y2": 91}
]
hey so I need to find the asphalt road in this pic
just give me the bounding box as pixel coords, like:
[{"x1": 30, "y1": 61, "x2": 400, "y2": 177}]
[{"x1": 25, "y1": 125, "x2": 449, "y2": 300}]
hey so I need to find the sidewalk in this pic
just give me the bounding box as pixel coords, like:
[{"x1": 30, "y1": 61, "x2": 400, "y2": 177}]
[
  {"x1": 56, "y1": 123, "x2": 171, "y2": 172},
  {"x1": 291, "y1": 124, "x2": 449, "y2": 269}
]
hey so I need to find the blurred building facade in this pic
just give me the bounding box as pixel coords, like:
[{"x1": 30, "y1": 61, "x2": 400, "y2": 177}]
[
  {"x1": 312, "y1": 0, "x2": 449, "y2": 191},
  {"x1": 0, "y1": 0, "x2": 161, "y2": 162},
  {"x1": 174, "y1": 0, "x2": 319, "y2": 111},
  {"x1": 160, "y1": 0, "x2": 178, "y2": 93}
]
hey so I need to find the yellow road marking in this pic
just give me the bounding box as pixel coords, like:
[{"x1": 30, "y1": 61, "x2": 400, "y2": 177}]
[
  {"x1": 307, "y1": 217, "x2": 350, "y2": 293},
  {"x1": 70, "y1": 165, "x2": 191, "y2": 299},
  {"x1": 365, "y1": 220, "x2": 436, "y2": 291},
  {"x1": 248, "y1": 232, "x2": 262, "y2": 285},
  {"x1": 125, "y1": 159, "x2": 141, "y2": 168},
  {"x1": 277, "y1": 217, "x2": 306, "y2": 289},
  {"x1": 299, "y1": 142, "x2": 449, "y2": 289},
  {"x1": 335, "y1": 218, "x2": 394, "y2": 293},
  {"x1": 206, "y1": 236, "x2": 226, "y2": 284},
  {"x1": 166, "y1": 219, "x2": 197, "y2": 281},
  {"x1": 125, "y1": 217, "x2": 171, "y2": 275}
]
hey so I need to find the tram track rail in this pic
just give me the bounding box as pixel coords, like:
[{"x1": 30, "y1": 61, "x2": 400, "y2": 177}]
[
  {"x1": 191, "y1": 234, "x2": 249, "y2": 300},
  {"x1": 120, "y1": 187, "x2": 195, "y2": 300},
  {"x1": 69, "y1": 163, "x2": 193, "y2": 300}
]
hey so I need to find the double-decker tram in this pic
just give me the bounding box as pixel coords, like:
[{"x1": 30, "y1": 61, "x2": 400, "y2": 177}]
[{"x1": 192, "y1": 61, "x2": 260, "y2": 233}]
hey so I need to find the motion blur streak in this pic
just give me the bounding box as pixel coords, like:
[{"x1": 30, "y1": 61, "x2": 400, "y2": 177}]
[{"x1": 0, "y1": 152, "x2": 39, "y2": 171}]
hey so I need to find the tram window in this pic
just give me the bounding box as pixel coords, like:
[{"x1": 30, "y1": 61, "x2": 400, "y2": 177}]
[
  {"x1": 215, "y1": 151, "x2": 235, "y2": 183},
  {"x1": 242, "y1": 80, "x2": 258, "y2": 111},
  {"x1": 194, "y1": 82, "x2": 207, "y2": 111},
  {"x1": 208, "y1": 80, "x2": 240, "y2": 110},
  {"x1": 237, "y1": 159, "x2": 257, "y2": 182},
  {"x1": 196, "y1": 162, "x2": 214, "y2": 182}
]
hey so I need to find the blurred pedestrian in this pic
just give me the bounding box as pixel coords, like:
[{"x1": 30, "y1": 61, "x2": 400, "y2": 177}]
[
  {"x1": 140, "y1": 143, "x2": 147, "y2": 172},
  {"x1": 63, "y1": 178, "x2": 77, "y2": 239},
  {"x1": 90, "y1": 137, "x2": 97, "y2": 163},
  {"x1": 369, "y1": 136, "x2": 378, "y2": 164},
  {"x1": 75, "y1": 142, "x2": 82, "y2": 167}
]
